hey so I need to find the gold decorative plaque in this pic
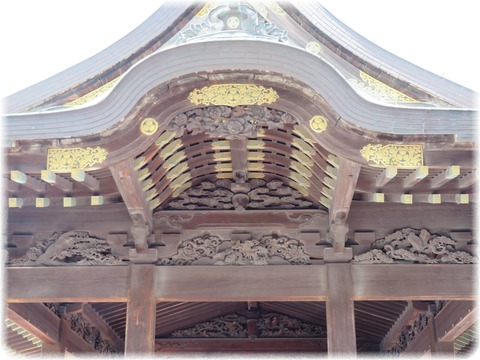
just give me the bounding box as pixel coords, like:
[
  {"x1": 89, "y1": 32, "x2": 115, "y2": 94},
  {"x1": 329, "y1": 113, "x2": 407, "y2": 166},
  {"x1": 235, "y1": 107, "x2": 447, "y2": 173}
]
[
  {"x1": 360, "y1": 144, "x2": 423, "y2": 168},
  {"x1": 188, "y1": 84, "x2": 279, "y2": 106},
  {"x1": 309, "y1": 116, "x2": 327, "y2": 133},
  {"x1": 47, "y1": 147, "x2": 108, "y2": 171},
  {"x1": 140, "y1": 118, "x2": 159, "y2": 135}
]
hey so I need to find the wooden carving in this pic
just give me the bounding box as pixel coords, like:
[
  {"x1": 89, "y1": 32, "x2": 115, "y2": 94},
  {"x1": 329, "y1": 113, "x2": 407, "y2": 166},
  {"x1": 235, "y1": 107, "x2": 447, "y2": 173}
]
[
  {"x1": 159, "y1": 233, "x2": 310, "y2": 265},
  {"x1": 9, "y1": 232, "x2": 123, "y2": 266},
  {"x1": 388, "y1": 312, "x2": 431, "y2": 354},
  {"x1": 171, "y1": 313, "x2": 248, "y2": 338},
  {"x1": 257, "y1": 313, "x2": 326, "y2": 337},
  {"x1": 166, "y1": 179, "x2": 313, "y2": 210},
  {"x1": 69, "y1": 313, "x2": 116, "y2": 353},
  {"x1": 168, "y1": 105, "x2": 295, "y2": 138},
  {"x1": 352, "y1": 228, "x2": 477, "y2": 264}
]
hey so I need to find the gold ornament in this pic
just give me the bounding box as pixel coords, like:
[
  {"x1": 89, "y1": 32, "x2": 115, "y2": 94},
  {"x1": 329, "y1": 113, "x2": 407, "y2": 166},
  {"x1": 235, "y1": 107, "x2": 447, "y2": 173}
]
[
  {"x1": 47, "y1": 147, "x2": 108, "y2": 171},
  {"x1": 140, "y1": 118, "x2": 159, "y2": 135},
  {"x1": 360, "y1": 144, "x2": 423, "y2": 168},
  {"x1": 65, "y1": 78, "x2": 119, "y2": 106},
  {"x1": 306, "y1": 41, "x2": 321, "y2": 54},
  {"x1": 188, "y1": 84, "x2": 279, "y2": 106},
  {"x1": 309, "y1": 116, "x2": 327, "y2": 133}
]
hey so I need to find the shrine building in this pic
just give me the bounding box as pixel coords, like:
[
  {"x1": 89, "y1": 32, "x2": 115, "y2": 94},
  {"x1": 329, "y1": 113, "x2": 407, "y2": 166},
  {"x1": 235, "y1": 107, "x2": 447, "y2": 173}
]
[{"x1": 2, "y1": 1, "x2": 478, "y2": 357}]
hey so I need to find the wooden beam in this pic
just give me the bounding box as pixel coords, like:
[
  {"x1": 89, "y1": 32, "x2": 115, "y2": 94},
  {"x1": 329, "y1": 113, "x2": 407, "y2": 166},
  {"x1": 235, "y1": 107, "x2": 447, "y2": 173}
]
[
  {"x1": 403, "y1": 166, "x2": 429, "y2": 188},
  {"x1": 458, "y1": 169, "x2": 476, "y2": 188},
  {"x1": 376, "y1": 166, "x2": 397, "y2": 187},
  {"x1": 5, "y1": 179, "x2": 20, "y2": 193},
  {"x1": 125, "y1": 265, "x2": 156, "y2": 355},
  {"x1": 352, "y1": 264, "x2": 476, "y2": 301},
  {"x1": 431, "y1": 166, "x2": 460, "y2": 188},
  {"x1": 434, "y1": 301, "x2": 477, "y2": 343},
  {"x1": 7, "y1": 303, "x2": 61, "y2": 344},
  {"x1": 41, "y1": 170, "x2": 73, "y2": 192},
  {"x1": 6, "y1": 264, "x2": 476, "y2": 303},
  {"x1": 81, "y1": 304, "x2": 125, "y2": 352},
  {"x1": 71, "y1": 170, "x2": 100, "y2": 191},
  {"x1": 10, "y1": 170, "x2": 46, "y2": 193},
  {"x1": 155, "y1": 338, "x2": 327, "y2": 352},
  {"x1": 326, "y1": 263, "x2": 356, "y2": 356},
  {"x1": 110, "y1": 158, "x2": 153, "y2": 230},
  {"x1": 380, "y1": 301, "x2": 429, "y2": 351},
  {"x1": 328, "y1": 158, "x2": 361, "y2": 224},
  {"x1": 230, "y1": 138, "x2": 248, "y2": 185}
]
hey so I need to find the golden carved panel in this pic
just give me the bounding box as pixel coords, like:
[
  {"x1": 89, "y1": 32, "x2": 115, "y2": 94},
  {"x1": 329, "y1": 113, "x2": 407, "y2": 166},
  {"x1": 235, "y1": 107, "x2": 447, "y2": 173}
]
[
  {"x1": 65, "y1": 78, "x2": 119, "y2": 107},
  {"x1": 360, "y1": 144, "x2": 423, "y2": 168},
  {"x1": 47, "y1": 147, "x2": 108, "y2": 171},
  {"x1": 188, "y1": 84, "x2": 278, "y2": 106}
]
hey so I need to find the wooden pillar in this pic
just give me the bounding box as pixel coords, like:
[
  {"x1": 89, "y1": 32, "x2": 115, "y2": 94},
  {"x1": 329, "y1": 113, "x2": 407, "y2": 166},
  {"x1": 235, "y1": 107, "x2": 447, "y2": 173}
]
[
  {"x1": 326, "y1": 263, "x2": 356, "y2": 357},
  {"x1": 125, "y1": 264, "x2": 156, "y2": 355}
]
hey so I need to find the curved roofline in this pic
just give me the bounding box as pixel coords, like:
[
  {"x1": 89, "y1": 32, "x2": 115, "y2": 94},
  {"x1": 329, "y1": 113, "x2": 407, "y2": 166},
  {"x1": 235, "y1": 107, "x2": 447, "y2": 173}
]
[
  {"x1": 4, "y1": 39, "x2": 476, "y2": 142},
  {"x1": 3, "y1": 1, "x2": 192, "y2": 113},
  {"x1": 289, "y1": 3, "x2": 477, "y2": 108}
]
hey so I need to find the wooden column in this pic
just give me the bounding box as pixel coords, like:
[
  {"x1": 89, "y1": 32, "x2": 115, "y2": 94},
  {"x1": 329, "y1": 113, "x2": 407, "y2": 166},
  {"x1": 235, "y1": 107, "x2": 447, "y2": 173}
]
[
  {"x1": 125, "y1": 264, "x2": 156, "y2": 355},
  {"x1": 326, "y1": 263, "x2": 356, "y2": 357}
]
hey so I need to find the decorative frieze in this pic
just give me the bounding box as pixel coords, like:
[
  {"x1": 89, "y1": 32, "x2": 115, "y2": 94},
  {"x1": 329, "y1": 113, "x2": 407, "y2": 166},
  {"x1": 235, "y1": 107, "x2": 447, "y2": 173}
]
[
  {"x1": 47, "y1": 147, "x2": 108, "y2": 171},
  {"x1": 170, "y1": 105, "x2": 291, "y2": 138},
  {"x1": 165, "y1": 179, "x2": 313, "y2": 210},
  {"x1": 159, "y1": 233, "x2": 310, "y2": 266},
  {"x1": 360, "y1": 144, "x2": 423, "y2": 168},
  {"x1": 353, "y1": 228, "x2": 477, "y2": 264},
  {"x1": 169, "y1": 312, "x2": 324, "y2": 338},
  {"x1": 9, "y1": 231, "x2": 123, "y2": 266},
  {"x1": 187, "y1": 86, "x2": 279, "y2": 108}
]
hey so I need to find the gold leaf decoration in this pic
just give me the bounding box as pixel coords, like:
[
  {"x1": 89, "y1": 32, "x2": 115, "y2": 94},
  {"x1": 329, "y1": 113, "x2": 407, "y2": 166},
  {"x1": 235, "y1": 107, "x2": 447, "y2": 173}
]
[
  {"x1": 140, "y1": 118, "x2": 159, "y2": 135},
  {"x1": 360, "y1": 144, "x2": 423, "y2": 168},
  {"x1": 47, "y1": 147, "x2": 108, "y2": 171},
  {"x1": 188, "y1": 84, "x2": 279, "y2": 106},
  {"x1": 309, "y1": 116, "x2": 327, "y2": 133},
  {"x1": 65, "y1": 78, "x2": 119, "y2": 107}
]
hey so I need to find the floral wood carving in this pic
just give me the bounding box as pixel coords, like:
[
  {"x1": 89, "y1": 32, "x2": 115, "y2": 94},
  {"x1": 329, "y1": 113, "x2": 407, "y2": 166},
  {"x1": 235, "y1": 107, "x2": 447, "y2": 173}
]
[
  {"x1": 10, "y1": 231, "x2": 123, "y2": 266},
  {"x1": 389, "y1": 312, "x2": 431, "y2": 354},
  {"x1": 352, "y1": 228, "x2": 477, "y2": 264},
  {"x1": 257, "y1": 313, "x2": 326, "y2": 337},
  {"x1": 165, "y1": 179, "x2": 313, "y2": 210},
  {"x1": 47, "y1": 147, "x2": 108, "y2": 171},
  {"x1": 169, "y1": 312, "x2": 324, "y2": 338},
  {"x1": 168, "y1": 105, "x2": 294, "y2": 138},
  {"x1": 69, "y1": 313, "x2": 116, "y2": 354},
  {"x1": 159, "y1": 233, "x2": 310, "y2": 265},
  {"x1": 171, "y1": 313, "x2": 248, "y2": 338}
]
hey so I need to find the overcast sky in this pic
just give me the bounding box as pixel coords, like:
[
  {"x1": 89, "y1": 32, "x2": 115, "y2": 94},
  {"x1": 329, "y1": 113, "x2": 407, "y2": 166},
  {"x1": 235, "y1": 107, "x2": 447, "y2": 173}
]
[{"x1": 0, "y1": 0, "x2": 478, "y2": 100}]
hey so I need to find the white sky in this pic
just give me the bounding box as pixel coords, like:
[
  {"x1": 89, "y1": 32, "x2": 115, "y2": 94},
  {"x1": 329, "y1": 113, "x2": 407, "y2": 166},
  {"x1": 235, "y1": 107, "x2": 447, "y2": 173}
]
[{"x1": 0, "y1": 0, "x2": 478, "y2": 100}]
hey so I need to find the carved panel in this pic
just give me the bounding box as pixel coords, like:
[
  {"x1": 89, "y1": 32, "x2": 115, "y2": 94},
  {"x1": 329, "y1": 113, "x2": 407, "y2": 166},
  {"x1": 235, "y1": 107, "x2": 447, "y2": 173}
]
[
  {"x1": 165, "y1": 179, "x2": 313, "y2": 210},
  {"x1": 388, "y1": 312, "x2": 431, "y2": 354},
  {"x1": 47, "y1": 147, "x2": 108, "y2": 171},
  {"x1": 360, "y1": 144, "x2": 423, "y2": 168},
  {"x1": 353, "y1": 228, "x2": 477, "y2": 264},
  {"x1": 169, "y1": 312, "x2": 324, "y2": 338},
  {"x1": 9, "y1": 232, "x2": 123, "y2": 266},
  {"x1": 159, "y1": 233, "x2": 310, "y2": 265}
]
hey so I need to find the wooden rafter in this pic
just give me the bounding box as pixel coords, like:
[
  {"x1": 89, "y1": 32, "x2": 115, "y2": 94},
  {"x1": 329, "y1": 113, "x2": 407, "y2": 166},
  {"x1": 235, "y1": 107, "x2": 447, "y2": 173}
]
[{"x1": 434, "y1": 301, "x2": 477, "y2": 343}]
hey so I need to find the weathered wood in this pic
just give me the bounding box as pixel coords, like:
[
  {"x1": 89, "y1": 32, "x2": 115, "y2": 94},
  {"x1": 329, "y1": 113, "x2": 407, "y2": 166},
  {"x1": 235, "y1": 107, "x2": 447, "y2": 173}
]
[
  {"x1": 71, "y1": 170, "x2": 100, "y2": 191},
  {"x1": 376, "y1": 166, "x2": 397, "y2": 187},
  {"x1": 155, "y1": 338, "x2": 327, "y2": 352},
  {"x1": 430, "y1": 166, "x2": 460, "y2": 188},
  {"x1": 41, "y1": 170, "x2": 73, "y2": 192},
  {"x1": 380, "y1": 301, "x2": 429, "y2": 351},
  {"x1": 434, "y1": 301, "x2": 477, "y2": 343},
  {"x1": 7, "y1": 266, "x2": 129, "y2": 302},
  {"x1": 403, "y1": 166, "x2": 429, "y2": 188},
  {"x1": 328, "y1": 158, "x2": 361, "y2": 224},
  {"x1": 458, "y1": 169, "x2": 476, "y2": 188},
  {"x1": 5, "y1": 179, "x2": 20, "y2": 193},
  {"x1": 6, "y1": 264, "x2": 476, "y2": 302},
  {"x1": 7, "y1": 303, "x2": 61, "y2": 344},
  {"x1": 326, "y1": 263, "x2": 356, "y2": 356},
  {"x1": 402, "y1": 321, "x2": 434, "y2": 355},
  {"x1": 230, "y1": 138, "x2": 248, "y2": 184},
  {"x1": 352, "y1": 265, "x2": 476, "y2": 300},
  {"x1": 81, "y1": 303, "x2": 125, "y2": 352},
  {"x1": 125, "y1": 264, "x2": 156, "y2": 354},
  {"x1": 10, "y1": 170, "x2": 46, "y2": 193}
]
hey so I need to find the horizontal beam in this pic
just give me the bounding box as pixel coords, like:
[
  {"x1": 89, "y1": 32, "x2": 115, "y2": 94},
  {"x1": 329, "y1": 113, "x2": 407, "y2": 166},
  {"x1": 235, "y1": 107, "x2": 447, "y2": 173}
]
[
  {"x1": 434, "y1": 301, "x2": 477, "y2": 343},
  {"x1": 6, "y1": 264, "x2": 476, "y2": 302}
]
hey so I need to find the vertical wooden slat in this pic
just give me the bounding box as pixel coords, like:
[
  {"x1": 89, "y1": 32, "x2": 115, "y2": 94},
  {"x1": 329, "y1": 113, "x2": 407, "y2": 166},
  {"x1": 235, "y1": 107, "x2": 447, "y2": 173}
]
[
  {"x1": 125, "y1": 264, "x2": 156, "y2": 355},
  {"x1": 326, "y1": 263, "x2": 356, "y2": 357}
]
